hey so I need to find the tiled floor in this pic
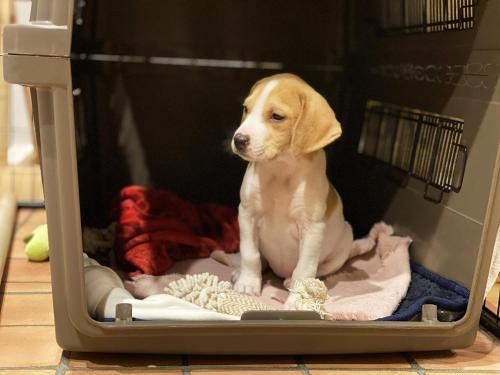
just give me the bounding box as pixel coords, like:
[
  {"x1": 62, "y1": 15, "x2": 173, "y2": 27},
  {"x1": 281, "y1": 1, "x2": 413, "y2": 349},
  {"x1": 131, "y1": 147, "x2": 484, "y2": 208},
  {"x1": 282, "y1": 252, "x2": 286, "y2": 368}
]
[{"x1": 1, "y1": 208, "x2": 500, "y2": 374}]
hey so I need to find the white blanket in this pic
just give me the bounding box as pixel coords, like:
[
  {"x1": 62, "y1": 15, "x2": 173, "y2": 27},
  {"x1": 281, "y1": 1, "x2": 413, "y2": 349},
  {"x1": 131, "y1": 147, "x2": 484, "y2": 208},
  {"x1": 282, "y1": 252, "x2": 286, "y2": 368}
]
[{"x1": 83, "y1": 254, "x2": 237, "y2": 321}]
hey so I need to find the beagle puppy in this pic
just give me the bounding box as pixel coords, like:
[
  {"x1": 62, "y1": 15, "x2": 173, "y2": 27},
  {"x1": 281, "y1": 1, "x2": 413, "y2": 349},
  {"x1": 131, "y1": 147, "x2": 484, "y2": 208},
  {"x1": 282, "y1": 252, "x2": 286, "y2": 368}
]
[{"x1": 231, "y1": 73, "x2": 375, "y2": 308}]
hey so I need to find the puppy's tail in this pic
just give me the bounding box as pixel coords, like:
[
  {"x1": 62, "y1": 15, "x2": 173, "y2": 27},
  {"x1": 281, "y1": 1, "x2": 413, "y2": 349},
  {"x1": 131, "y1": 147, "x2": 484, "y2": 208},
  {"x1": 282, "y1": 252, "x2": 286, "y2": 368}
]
[{"x1": 211, "y1": 249, "x2": 240, "y2": 268}]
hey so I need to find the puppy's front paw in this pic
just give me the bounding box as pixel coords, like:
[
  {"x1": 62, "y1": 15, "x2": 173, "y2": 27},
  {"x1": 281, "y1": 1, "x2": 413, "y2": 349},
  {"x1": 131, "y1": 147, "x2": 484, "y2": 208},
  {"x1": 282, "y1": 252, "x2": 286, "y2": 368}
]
[
  {"x1": 233, "y1": 272, "x2": 262, "y2": 296},
  {"x1": 283, "y1": 292, "x2": 299, "y2": 310}
]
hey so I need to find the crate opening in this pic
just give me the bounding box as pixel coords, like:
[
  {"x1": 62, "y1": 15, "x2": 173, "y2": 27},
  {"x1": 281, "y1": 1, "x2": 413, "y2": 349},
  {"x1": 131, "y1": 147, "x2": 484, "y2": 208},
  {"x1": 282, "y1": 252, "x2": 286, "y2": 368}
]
[
  {"x1": 67, "y1": 0, "x2": 496, "y2": 328},
  {"x1": 73, "y1": 65, "x2": 472, "y2": 325}
]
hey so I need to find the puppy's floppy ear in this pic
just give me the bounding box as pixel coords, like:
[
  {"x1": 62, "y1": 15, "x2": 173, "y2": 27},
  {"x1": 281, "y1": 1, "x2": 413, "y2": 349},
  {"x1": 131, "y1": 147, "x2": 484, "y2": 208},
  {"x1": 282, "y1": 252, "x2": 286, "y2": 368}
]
[{"x1": 290, "y1": 89, "x2": 342, "y2": 155}]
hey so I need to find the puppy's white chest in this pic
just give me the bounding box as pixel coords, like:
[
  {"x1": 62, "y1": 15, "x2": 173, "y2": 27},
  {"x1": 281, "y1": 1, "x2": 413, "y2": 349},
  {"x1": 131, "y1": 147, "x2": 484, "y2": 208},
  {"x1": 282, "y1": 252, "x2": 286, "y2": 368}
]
[
  {"x1": 257, "y1": 185, "x2": 302, "y2": 278},
  {"x1": 258, "y1": 214, "x2": 300, "y2": 278},
  {"x1": 240, "y1": 159, "x2": 310, "y2": 279}
]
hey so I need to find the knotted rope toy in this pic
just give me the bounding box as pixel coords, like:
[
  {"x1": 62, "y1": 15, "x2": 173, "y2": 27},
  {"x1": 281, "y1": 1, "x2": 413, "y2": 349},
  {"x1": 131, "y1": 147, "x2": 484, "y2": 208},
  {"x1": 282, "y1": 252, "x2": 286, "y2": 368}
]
[
  {"x1": 164, "y1": 273, "x2": 330, "y2": 318},
  {"x1": 164, "y1": 273, "x2": 273, "y2": 316},
  {"x1": 287, "y1": 278, "x2": 331, "y2": 319}
]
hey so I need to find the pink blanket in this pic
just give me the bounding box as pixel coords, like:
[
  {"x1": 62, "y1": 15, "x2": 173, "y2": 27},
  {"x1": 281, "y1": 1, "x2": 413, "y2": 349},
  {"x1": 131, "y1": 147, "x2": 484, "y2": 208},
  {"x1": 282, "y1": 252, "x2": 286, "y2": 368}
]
[{"x1": 125, "y1": 222, "x2": 412, "y2": 320}]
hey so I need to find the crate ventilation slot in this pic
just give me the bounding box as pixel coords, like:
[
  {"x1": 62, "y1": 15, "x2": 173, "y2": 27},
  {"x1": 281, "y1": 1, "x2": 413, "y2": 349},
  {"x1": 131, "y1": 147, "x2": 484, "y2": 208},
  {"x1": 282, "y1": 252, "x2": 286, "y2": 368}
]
[
  {"x1": 380, "y1": 0, "x2": 478, "y2": 36},
  {"x1": 358, "y1": 100, "x2": 467, "y2": 203}
]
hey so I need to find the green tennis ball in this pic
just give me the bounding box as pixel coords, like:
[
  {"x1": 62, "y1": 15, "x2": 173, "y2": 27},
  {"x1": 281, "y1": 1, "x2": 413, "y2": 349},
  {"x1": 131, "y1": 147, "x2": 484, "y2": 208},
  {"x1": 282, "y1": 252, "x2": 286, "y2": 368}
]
[{"x1": 24, "y1": 224, "x2": 49, "y2": 262}]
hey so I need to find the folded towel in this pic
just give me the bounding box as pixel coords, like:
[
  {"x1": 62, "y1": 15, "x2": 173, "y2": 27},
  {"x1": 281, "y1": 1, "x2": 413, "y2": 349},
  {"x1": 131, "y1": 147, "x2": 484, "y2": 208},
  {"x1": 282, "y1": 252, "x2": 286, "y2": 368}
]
[
  {"x1": 113, "y1": 186, "x2": 240, "y2": 276},
  {"x1": 323, "y1": 225, "x2": 412, "y2": 320}
]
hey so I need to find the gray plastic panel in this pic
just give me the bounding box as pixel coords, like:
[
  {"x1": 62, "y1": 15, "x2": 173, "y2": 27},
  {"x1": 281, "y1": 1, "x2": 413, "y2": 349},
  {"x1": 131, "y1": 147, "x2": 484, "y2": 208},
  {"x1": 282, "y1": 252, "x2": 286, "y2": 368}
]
[
  {"x1": 386, "y1": 184, "x2": 483, "y2": 287},
  {"x1": 369, "y1": 50, "x2": 500, "y2": 104}
]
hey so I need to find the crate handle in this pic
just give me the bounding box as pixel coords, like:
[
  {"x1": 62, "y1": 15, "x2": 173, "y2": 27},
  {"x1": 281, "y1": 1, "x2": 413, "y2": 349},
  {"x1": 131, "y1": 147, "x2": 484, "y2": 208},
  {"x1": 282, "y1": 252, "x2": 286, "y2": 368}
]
[{"x1": 451, "y1": 143, "x2": 468, "y2": 193}]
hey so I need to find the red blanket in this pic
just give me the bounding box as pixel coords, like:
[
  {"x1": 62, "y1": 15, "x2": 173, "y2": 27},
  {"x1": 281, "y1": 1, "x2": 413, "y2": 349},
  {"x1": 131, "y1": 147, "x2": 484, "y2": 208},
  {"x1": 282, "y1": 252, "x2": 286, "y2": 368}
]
[{"x1": 114, "y1": 186, "x2": 239, "y2": 276}]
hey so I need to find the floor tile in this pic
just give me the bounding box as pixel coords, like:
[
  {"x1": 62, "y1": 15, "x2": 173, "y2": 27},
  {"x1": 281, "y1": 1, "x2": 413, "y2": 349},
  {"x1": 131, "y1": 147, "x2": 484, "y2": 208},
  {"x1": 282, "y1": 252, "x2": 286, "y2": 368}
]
[
  {"x1": 15, "y1": 208, "x2": 33, "y2": 226},
  {"x1": 68, "y1": 352, "x2": 182, "y2": 368},
  {"x1": 191, "y1": 371, "x2": 303, "y2": 375},
  {"x1": 0, "y1": 293, "x2": 54, "y2": 325},
  {"x1": 0, "y1": 281, "x2": 52, "y2": 293},
  {"x1": 66, "y1": 372, "x2": 181, "y2": 375},
  {"x1": 0, "y1": 326, "x2": 61, "y2": 367},
  {"x1": 304, "y1": 353, "x2": 411, "y2": 369},
  {"x1": 188, "y1": 355, "x2": 297, "y2": 367},
  {"x1": 413, "y1": 330, "x2": 500, "y2": 370},
  {"x1": 8, "y1": 237, "x2": 27, "y2": 258},
  {"x1": 309, "y1": 371, "x2": 417, "y2": 375},
  {"x1": 2, "y1": 258, "x2": 51, "y2": 283}
]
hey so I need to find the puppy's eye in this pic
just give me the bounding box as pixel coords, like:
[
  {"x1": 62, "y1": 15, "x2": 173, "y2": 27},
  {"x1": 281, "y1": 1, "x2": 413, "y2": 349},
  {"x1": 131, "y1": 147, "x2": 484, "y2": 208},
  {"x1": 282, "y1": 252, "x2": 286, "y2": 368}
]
[
  {"x1": 271, "y1": 113, "x2": 285, "y2": 122},
  {"x1": 243, "y1": 105, "x2": 248, "y2": 114}
]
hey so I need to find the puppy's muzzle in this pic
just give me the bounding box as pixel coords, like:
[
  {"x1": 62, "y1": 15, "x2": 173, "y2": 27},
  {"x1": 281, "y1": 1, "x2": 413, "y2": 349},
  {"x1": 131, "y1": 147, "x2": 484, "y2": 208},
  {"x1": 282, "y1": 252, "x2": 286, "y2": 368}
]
[{"x1": 233, "y1": 133, "x2": 250, "y2": 153}]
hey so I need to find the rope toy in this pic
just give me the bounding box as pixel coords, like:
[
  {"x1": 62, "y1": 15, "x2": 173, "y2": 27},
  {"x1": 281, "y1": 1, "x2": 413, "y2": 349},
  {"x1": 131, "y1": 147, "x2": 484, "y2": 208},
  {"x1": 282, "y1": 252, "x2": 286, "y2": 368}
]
[
  {"x1": 164, "y1": 273, "x2": 273, "y2": 316},
  {"x1": 288, "y1": 278, "x2": 331, "y2": 319},
  {"x1": 164, "y1": 273, "x2": 330, "y2": 318}
]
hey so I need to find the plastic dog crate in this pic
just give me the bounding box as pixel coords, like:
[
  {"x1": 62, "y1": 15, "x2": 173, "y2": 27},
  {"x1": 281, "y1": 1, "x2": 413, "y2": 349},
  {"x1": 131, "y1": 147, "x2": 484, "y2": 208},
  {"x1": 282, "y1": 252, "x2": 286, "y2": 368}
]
[{"x1": 2, "y1": 0, "x2": 500, "y2": 353}]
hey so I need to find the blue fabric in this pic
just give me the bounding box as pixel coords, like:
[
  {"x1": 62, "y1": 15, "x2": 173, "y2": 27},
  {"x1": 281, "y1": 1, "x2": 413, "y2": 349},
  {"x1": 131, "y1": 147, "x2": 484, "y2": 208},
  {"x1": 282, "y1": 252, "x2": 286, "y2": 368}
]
[{"x1": 378, "y1": 262, "x2": 469, "y2": 321}]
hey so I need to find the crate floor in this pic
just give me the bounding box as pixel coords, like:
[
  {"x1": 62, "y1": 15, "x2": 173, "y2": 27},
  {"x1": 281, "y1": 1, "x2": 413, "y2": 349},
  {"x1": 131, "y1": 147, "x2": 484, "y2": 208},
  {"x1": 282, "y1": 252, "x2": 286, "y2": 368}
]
[{"x1": 1, "y1": 208, "x2": 500, "y2": 374}]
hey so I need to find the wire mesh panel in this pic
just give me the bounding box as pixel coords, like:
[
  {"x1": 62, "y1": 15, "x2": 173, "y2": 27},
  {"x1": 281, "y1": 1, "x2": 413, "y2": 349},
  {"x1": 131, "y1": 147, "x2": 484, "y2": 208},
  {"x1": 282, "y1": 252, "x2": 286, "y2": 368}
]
[
  {"x1": 392, "y1": 111, "x2": 419, "y2": 171},
  {"x1": 358, "y1": 100, "x2": 467, "y2": 203},
  {"x1": 380, "y1": 0, "x2": 478, "y2": 36}
]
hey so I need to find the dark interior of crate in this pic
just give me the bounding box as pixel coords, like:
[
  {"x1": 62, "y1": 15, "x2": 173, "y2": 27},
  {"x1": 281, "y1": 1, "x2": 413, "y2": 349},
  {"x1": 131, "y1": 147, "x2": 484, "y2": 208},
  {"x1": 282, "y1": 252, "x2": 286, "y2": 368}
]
[{"x1": 71, "y1": 0, "x2": 485, "y2": 288}]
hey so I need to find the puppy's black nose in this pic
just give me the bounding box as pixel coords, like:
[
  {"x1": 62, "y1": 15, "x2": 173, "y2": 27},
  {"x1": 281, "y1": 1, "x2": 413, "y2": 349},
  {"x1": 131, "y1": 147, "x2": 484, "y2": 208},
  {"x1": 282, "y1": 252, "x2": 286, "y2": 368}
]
[{"x1": 234, "y1": 133, "x2": 250, "y2": 151}]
